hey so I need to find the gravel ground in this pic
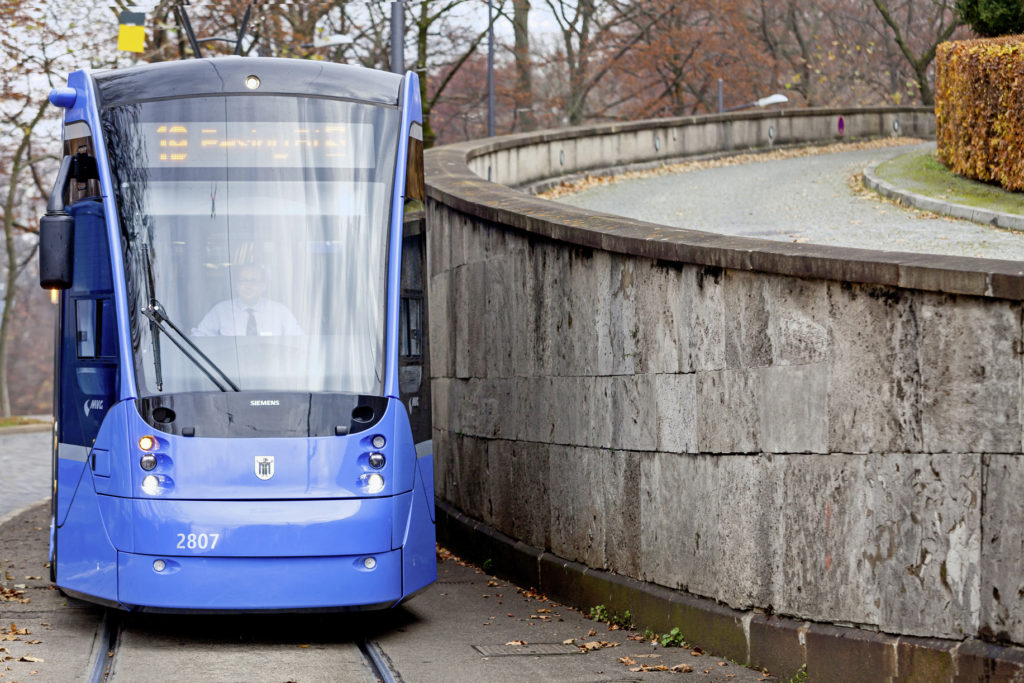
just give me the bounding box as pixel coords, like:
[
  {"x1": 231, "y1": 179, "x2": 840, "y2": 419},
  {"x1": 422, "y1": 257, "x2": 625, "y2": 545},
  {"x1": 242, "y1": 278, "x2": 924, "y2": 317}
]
[
  {"x1": 0, "y1": 430, "x2": 51, "y2": 518},
  {"x1": 555, "y1": 142, "x2": 1024, "y2": 261}
]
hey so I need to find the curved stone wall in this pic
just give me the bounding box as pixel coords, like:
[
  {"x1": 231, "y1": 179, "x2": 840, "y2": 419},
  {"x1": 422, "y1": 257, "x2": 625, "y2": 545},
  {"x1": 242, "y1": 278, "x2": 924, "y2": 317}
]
[{"x1": 424, "y1": 107, "x2": 1024, "y2": 667}]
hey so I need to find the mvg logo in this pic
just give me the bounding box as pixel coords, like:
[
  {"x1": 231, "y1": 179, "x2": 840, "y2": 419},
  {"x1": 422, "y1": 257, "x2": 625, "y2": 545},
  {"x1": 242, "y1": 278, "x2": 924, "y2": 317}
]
[
  {"x1": 254, "y1": 456, "x2": 275, "y2": 480},
  {"x1": 83, "y1": 399, "x2": 104, "y2": 417}
]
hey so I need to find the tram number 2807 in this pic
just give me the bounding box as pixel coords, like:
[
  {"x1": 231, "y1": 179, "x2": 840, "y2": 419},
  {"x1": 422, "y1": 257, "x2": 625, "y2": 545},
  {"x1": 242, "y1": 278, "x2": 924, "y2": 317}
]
[{"x1": 176, "y1": 533, "x2": 220, "y2": 550}]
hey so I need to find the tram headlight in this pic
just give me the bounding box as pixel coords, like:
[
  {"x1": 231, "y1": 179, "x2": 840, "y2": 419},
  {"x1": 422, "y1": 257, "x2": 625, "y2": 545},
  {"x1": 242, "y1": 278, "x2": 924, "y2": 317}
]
[
  {"x1": 139, "y1": 435, "x2": 156, "y2": 451},
  {"x1": 372, "y1": 435, "x2": 386, "y2": 449},
  {"x1": 140, "y1": 454, "x2": 158, "y2": 471},
  {"x1": 361, "y1": 472, "x2": 385, "y2": 493},
  {"x1": 368, "y1": 452, "x2": 386, "y2": 469},
  {"x1": 153, "y1": 559, "x2": 166, "y2": 572},
  {"x1": 142, "y1": 475, "x2": 160, "y2": 495}
]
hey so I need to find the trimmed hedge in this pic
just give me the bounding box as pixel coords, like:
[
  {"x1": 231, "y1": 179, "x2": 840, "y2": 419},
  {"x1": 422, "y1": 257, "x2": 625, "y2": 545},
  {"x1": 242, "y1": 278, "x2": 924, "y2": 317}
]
[{"x1": 935, "y1": 35, "x2": 1024, "y2": 192}]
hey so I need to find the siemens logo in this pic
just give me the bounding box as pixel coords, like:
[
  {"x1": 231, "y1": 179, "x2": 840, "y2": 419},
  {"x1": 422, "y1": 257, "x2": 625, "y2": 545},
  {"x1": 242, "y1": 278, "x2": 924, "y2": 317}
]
[{"x1": 249, "y1": 400, "x2": 281, "y2": 406}]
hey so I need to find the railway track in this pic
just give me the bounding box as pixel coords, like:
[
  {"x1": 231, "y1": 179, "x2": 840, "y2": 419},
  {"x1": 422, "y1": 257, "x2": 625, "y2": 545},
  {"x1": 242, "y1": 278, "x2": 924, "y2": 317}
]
[{"x1": 90, "y1": 609, "x2": 404, "y2": 683}]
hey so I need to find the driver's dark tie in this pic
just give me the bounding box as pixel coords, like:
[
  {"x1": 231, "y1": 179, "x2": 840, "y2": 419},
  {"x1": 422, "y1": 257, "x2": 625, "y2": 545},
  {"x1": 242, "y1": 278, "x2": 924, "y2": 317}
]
[{"x1": 246, "y1": 308, "x2": 257, "y2": 336}]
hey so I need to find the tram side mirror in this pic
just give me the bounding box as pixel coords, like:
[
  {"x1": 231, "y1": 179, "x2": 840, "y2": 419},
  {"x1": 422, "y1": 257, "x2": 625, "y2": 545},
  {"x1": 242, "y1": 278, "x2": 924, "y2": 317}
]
[
  {"x1": 40, "y1": 213, "x2": 74, "y2": 290},
  {"x1": 40, "y1": 154, "x2": 75, "y2": 290}
]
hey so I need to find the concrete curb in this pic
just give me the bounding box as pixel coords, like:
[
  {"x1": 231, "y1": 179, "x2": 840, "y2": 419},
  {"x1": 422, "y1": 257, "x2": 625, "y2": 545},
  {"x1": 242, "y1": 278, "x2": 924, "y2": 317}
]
[
  {"x1": 435, "y1": 501, "x2": 1024, "y2": 681},
  {"x1": 863, "y1": 160, "x2": 1024, "y2": 233}
]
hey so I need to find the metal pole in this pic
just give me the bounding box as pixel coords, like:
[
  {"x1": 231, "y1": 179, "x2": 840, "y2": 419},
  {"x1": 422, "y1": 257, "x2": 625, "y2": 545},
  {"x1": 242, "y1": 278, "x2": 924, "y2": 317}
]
[
  {"x1": 487, "y1": 0, "x2": 495, "y2": 137},
  {"x1": 390, "y1": 1, "x2": 404, "y2": 74},
  {"x1": 717, "y1": 78, "x2": 723, "y2": 113}
]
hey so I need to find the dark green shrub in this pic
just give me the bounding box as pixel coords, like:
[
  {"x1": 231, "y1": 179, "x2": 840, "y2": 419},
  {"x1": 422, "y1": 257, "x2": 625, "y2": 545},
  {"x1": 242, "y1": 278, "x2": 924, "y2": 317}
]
[{"x1": 956, "y1": 0, "x2": 1024, "y2": 37}]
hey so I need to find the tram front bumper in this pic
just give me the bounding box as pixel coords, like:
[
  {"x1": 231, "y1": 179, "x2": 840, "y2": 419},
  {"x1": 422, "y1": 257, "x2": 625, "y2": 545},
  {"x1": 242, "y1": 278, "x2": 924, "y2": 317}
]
[
  {"x1": 113, "y1": 496, "x2": 408, "y2": 610},
  {"x1": 118, "y1": 549, "x2": 403, "y2": 611}
]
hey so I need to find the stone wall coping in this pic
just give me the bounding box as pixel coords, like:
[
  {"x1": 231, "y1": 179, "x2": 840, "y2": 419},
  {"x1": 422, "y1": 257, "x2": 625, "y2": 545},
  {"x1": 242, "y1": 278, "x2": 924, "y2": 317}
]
[{"x1": 425, "y1": 107, "x2": 1024, "y2": 301}]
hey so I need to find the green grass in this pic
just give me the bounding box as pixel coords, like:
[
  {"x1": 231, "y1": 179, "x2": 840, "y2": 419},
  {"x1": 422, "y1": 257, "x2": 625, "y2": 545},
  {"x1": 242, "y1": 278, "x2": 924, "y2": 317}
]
[
  {"x1": 0, "y1": 416, "x2": 46, "y2": 428},
  {"x1": 874, "y1": 149, "x2": 1024, "y2": 216}
]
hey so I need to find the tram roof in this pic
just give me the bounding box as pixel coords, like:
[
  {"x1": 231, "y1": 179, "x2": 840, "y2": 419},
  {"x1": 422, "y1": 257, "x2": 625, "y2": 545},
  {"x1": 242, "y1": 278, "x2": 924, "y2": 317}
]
[{"x1": 92, "y1": 57, "x2": 404, "y2": 109}]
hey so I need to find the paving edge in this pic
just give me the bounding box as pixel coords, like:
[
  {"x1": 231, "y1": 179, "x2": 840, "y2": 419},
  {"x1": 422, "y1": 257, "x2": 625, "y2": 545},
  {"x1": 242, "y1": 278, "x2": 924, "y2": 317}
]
[
  {"x1": 0, "y1": 498, "x2": 48, "y2": 528},
  {"x1": 863, "y1": 160, "x2": 1024, "y2": 233},
  {"x1": 436, "y1": 500, "x2": 1024, "y2": 681}
]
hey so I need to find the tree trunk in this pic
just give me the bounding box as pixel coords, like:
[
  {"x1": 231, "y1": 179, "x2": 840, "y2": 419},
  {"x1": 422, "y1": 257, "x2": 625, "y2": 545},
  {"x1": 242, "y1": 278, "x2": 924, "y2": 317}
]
[{"x1": 512, "y1": 0, "x2": 536, "y2": 131}]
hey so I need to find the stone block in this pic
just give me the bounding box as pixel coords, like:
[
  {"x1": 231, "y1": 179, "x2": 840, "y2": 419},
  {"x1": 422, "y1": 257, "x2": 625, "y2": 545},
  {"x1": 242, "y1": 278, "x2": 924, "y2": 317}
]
[
  {"x1": 769, "y1": 454, "x2": 981, "y2": 638},
  {"x1": 981, "y1": 454, "x2": 1024, "y2": 645},
  {"x1": 480, "y1": 255, "x2": 517, "y2": 379},
  {"x1": 918, "y1": 294, "x2": 1021, "y2": 453},
  {"x1": 636, "y1": 260, "x2": 694, "y2": 375},
  {"x1": 548, "y1": 446, "x2": 607, "y2": 568},
  {"x1": 696, "y1": 369, "x2": 761, "y2": 453},
  {"x1": 827, "y1": 282, "x2": 923, "y2": 453},
  {"x1": 448, "y1": 433, "x2": 491, "y2": 523},
  {"x1": 763, "y1": 275, "x2": 830, "y2": 366},
  {"x1": 954, "y1": 639, "x2": 1024, "y2": 681},
  {"x1": 639, "y1": 453, "x2": 773, "y2": 609},
  {"x1": 894, "y1": 636, "x2": 956, "y2": 682},
  {"x1": 609, "y1": 257, "x2": 641, "y2": 376},
  {"x1": 805, "y1": 624, "x2": 897, "y2": 682},
  {"x1": 427, "y1": 271, "x2": 452, "y2": 379},
  {"x1": 425, "y1": 200, "x2": 450, "y2": 277},
  {"x1": 488, "y1": 440, "x2": 550, "y2": 549},
  {"x1": 610, "y1": 375, "x2": 657, "y2": 452},
  {"x1": 749, "y1": 614, "x2": 807, "y2": 680},
  {"x1": 758, "y1": 363, "x2": 828, "y2": 454},
  {"x1": 655, "y1": 373, "x2": 697, "y2": 454},
  {"x1": 723, "y1": 269, "x2": 772, "y2": 369},
  {"x1": 688, "y1": 265, "x2": 727, "y2": 372},
  {"x1": 603, "y1": 449, "x2": 642, "y2": 577}
]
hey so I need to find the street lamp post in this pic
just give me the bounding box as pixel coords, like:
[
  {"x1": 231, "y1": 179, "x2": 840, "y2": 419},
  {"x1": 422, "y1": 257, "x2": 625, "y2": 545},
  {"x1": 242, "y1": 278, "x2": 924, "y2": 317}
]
[
  {"x1": 391, "y1": 1, "x2": 404, "y2": 74},
  {"x1": 487, "y1": 0, "x2": 495, "y2": 137}
]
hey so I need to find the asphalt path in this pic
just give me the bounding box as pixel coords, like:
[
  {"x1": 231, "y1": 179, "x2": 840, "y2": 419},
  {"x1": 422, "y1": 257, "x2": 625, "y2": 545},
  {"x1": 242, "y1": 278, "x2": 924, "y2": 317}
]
[
  {"x1": 556, "y1": 142, "x2": 1024, "y2": 261},
  {"x1": 0, "y1": 430, "x2": 51, "y2": 518}
]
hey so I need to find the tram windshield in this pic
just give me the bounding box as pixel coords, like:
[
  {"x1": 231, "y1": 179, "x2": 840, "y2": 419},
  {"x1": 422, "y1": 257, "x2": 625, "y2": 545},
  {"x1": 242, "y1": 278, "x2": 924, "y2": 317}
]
[{"x1": 101, "y1": 95, "x2": 399, "y2": 396}]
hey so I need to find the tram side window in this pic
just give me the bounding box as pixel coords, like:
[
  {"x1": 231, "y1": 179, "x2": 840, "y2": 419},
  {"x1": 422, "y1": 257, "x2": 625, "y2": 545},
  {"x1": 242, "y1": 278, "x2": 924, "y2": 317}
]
[
  {"x1": 400, "y1": 296, "x2": 423, "y2": 358},
  {"x1": 405, "y1": 123, "x2": 425, "y2": 214},
  {"x1": 75, "y1": 298, "x2": 117, "y2": 359}
]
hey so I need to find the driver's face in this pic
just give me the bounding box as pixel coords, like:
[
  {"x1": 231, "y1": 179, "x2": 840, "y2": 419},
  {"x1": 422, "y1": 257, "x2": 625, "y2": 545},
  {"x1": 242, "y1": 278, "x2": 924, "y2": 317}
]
[{"x1": 237, "y1": 271, "x2": 266, "y2": 305}]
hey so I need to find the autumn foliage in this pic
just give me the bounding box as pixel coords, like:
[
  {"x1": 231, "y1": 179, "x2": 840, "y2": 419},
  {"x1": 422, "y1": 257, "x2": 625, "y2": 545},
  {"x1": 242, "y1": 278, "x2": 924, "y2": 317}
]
[{"x1": 935, "y1": 34, "x2": 1024, "y2": 191}]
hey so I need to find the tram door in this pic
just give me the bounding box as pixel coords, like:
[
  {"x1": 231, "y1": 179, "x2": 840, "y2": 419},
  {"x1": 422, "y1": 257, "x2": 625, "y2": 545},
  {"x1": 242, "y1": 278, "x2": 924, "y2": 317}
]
[{"x1": 54, "y1": 127, "x2": 119, "y2": 523}]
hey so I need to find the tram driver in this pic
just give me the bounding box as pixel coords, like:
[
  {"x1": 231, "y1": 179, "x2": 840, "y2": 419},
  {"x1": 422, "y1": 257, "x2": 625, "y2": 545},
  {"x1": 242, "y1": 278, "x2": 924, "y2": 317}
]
[{"x1": 192, "y1": 264, "x2": 303, "y2": 337}]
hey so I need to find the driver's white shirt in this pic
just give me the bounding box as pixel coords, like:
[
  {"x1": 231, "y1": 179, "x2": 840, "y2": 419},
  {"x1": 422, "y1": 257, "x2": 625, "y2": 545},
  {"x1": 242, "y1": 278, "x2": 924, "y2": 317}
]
[{"x1": 191, "y1": 298, "x2": 303, "y2": 337}]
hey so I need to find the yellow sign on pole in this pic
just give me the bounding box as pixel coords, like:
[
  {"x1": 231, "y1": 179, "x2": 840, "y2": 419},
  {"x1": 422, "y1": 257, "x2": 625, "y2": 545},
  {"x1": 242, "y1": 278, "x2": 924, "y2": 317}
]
[{"x1": 118, "y1": 11, "x2": 145, "y2": 53}]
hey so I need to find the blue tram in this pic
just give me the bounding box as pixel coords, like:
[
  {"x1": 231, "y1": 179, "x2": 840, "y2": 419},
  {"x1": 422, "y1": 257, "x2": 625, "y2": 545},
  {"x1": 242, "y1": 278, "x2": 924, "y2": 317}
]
[{"x1": 39, "y1": 57, "x2": 436, "y2": 611}]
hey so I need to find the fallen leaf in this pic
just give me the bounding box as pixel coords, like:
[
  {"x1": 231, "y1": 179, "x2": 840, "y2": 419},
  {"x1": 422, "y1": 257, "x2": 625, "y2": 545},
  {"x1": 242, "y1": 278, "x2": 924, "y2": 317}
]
[
  {"x1": 672, "y1": 663, "x2": 693, "y2": 673},
  {"x1": 690, "y1": 648, "x2": 703, "y2": 656},
  {"x1": 587, "y1": 629, "x2": 597, "y2": 637},
  {"x1": 562, "y1": 639, "x2": 575, "y2": 645},
  {"x1": 505, "y1": 640, "x2": 527, "y2": 646},
  {"x1": 718, "y1": 661, "x2": 727, "y2": 666},
  {"x1": 19, "y1": 656, "x2": 43, "y2": 663},
  {"x1": 25, "y1": 641, "x2": 41, "y2": 645},
  {"x1": 297, "y1": 644, "x2": 309, "y2": 648},
  {"x1": 580, "y1": 640, "x2": 620, "y2": 651},
  {"x1": 536, "y1": 608, "x2": 552, "y2": 613},
  {"x1": 630, "y1": 664, "x2": 669, "y2": 672},
  {"x1": 618, "y1": 656, "x2": 637, "y2": 666},
  {"x1": 487, "y1": 580, "x2": 499, "y2": 587}
]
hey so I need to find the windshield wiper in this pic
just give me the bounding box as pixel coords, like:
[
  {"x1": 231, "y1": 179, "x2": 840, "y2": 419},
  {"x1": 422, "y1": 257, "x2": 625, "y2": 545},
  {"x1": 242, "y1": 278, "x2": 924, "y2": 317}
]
[{"x1": 142, "y1": 300, "x2": 240, "y2": 392}]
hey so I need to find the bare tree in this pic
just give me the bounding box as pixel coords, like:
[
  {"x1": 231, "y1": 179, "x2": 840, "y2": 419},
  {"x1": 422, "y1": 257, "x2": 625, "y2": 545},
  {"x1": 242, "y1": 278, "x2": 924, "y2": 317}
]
[{"x1": 869, "y1": 0, "x2": 961, "y2": 105}]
